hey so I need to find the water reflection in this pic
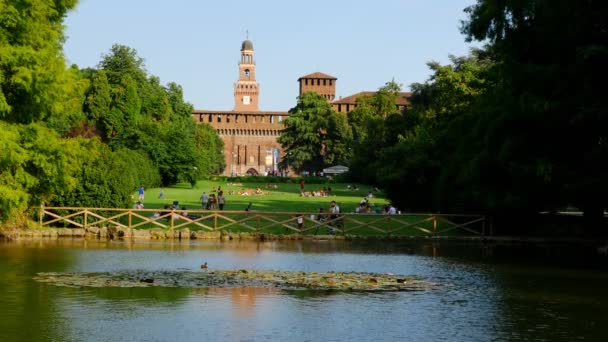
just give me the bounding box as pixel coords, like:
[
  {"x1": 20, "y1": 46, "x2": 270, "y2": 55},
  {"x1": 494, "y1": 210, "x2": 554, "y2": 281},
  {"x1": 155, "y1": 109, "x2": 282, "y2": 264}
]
[{"x1": 1, "y1": 239, "x2": 607, "y2": 341}]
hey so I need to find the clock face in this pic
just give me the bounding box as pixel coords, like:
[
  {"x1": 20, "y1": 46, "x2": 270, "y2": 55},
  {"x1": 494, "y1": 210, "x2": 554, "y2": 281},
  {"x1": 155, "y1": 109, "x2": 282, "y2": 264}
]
[{"x1": 243, "y1": 96, "x2": 251, "y2": 105}]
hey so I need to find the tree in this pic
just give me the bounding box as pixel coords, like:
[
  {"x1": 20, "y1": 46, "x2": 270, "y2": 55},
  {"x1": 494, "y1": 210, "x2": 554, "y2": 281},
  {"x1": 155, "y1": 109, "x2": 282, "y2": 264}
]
[
  {"x1": 193, "y1": 123, "x2": 226, "y2": 176},
  {"x1": 461, "y1": 0, "x2": 608, "y2": 228},
  {"x1": 81, "y1": 44, "x2": 226, "y2": 185},
  {"x1": 0, "y1": 0, "x2": 83, "y2": 127},
  {"x1": 376, "y1": 53, "x2": 492, "y2": 212},
  {"x1": 278, "y1": 92, "x2": 351, "y2": 173},
  {"x1": 349, "y1": 81, "x2": 405, "y2": 184}
]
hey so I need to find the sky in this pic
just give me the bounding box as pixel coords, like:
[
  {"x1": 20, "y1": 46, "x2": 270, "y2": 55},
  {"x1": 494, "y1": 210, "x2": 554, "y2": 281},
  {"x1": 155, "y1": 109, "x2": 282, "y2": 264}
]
[{"x1": 63, "y1": 0, "x2": 480, "y2": 111}]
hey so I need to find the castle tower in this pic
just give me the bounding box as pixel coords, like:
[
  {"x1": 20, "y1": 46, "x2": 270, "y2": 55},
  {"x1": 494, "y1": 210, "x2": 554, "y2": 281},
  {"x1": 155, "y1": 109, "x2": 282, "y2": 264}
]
[
  {"x1": 234, "y1": 39, "x2": 260, "y2": 111},
  {"x1": 297, "y1": 72, "x2": 337, "y2": 101}
]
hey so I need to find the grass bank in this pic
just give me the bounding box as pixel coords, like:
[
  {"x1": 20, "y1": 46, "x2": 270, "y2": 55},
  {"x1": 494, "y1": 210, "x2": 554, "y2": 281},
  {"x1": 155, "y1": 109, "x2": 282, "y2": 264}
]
[{"x1": 139, "y1": 180, "x2": 389, "y2": 214}]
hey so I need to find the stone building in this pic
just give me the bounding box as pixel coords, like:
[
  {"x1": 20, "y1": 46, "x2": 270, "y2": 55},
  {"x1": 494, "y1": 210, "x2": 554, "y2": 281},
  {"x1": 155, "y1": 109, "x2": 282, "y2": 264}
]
[
  {"x1": 192, "y1": 39, "x2": 411, "y2": 176},
  {"x1": 192, "y1": 39, "x2": 288, "y2": 176},
  {"x1": 331, "y1": 91, "x2": 411, "y2": 114},
  {"x1": 297, "y1": 72, "x2": 337, "y2": 101}
]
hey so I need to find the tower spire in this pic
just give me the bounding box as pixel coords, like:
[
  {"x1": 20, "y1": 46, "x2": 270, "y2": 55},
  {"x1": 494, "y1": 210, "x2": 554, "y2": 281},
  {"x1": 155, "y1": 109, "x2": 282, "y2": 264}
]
[{"x1": 234, "y1": 38, "x2": 259, "y2": 111}]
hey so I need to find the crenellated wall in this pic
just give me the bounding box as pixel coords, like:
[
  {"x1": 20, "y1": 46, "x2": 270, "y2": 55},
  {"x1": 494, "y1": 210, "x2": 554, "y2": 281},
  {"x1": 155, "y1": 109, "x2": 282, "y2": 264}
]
[{"x1": 193, "y1": 110, "x2": 288, "y2": 176}]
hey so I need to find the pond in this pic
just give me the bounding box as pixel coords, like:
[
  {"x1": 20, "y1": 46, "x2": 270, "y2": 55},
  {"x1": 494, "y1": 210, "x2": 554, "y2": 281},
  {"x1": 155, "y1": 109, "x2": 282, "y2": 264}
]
[{"x1": 1, "y1": 239, "x2": 607, "y2": 341}]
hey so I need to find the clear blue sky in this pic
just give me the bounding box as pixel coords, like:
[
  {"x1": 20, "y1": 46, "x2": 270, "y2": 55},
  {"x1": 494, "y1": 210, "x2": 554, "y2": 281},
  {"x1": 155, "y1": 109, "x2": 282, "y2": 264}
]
[{"x1": 63, "y1": 0, "x2": 479, "y2": 111}]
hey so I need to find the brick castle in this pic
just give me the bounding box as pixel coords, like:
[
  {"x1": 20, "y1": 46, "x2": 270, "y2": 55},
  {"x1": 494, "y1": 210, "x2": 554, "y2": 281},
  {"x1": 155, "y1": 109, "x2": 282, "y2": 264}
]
[{"x1": 192, "y1": 39, "x2": 410, "y2": 176}]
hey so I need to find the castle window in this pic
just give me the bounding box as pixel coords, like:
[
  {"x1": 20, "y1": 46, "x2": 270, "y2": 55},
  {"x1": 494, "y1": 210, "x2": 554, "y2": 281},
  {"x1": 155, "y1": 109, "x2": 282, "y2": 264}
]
[
  {"x1": 323, "y1": 79, "x2": 326, "y2": 86},
  {"x1": 317, "y1": 79, "x2": 320, "y2": 85},
  {"x1": 217, "y1": 115, "x2": 222, "y2": 123},
  {"x1": 329, "y1": 80, "x2": 333, "y2": 86},
  {"x1": 305, "y1": 79, "x2": 308, "y2": 85},
  {"x1": 270, "y1": 115, "x2": 274, "y2": 123},
  {"x1": 208, "y1": 114, "x2": 212, "y2": 122}
]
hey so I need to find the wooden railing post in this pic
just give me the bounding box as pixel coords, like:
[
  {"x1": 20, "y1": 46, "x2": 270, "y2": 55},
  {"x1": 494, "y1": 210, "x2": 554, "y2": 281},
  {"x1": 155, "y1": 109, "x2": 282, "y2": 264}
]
[
  {"x1": 214, "y1": 212, "x2": 218, "y2": 231},
  {"x1": 39, "y1": 203, "x2": 44, "y2": 227},
  {"x1": 433, "y1": 215, "x2": 437, "y2": 235},
  {"x1": 84, "y1": 209, "x2": 88, "y2": 229},
  {"x1": 128, "y1": 209, "x2": 132, "y2": 229},
  {"x1": 170, "y1": 210, "x2": 175, "y2": 231}
]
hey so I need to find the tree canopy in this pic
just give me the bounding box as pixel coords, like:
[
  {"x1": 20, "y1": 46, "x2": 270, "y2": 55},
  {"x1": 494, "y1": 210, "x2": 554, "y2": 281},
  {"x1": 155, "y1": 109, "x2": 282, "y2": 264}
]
[
  {"x1": 278, "y1": 92, "x2": 352, "y2": 173},
  {"x1": 0, "y1": 3, "x2": 224, "y2": 225}
]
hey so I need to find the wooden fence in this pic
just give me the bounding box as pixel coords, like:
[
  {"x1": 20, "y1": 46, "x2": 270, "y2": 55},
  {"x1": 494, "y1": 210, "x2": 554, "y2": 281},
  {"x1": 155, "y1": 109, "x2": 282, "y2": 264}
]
[{"x1": 39, "y1": 206, "x2": 488, "y2": 237}]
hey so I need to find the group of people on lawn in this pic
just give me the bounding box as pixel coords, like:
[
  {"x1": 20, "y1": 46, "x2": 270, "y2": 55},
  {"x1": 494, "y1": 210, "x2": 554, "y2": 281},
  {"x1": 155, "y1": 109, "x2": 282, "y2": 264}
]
[{"x1": 199, "y1": 188, "x2": 226, "y2": 210}]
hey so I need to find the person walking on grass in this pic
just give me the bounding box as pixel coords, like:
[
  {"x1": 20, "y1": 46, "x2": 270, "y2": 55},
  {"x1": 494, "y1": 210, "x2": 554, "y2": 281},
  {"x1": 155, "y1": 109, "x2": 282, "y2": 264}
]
[
  {"x1": 138, "y1": 186, "x2": 144, "y2": 202},
  {"x1": 200, "y1": 192, "x2": 209, "y2": 209},
  {"x1": 218, "y1": 191, "x2": 226, "y2": 210}
]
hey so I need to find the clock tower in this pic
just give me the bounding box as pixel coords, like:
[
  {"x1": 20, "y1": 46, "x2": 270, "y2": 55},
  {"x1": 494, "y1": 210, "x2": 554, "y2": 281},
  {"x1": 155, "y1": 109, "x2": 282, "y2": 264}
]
[{"x1": 234, "y1": 39, "x2": 259, "y2": 111}]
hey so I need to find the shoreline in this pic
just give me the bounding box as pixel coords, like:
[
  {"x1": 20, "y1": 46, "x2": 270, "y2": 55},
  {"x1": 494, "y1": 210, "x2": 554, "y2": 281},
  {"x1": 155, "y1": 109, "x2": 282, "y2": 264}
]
[{"x1": 1, "y1": 227, "x2": 607, "y2": 246}]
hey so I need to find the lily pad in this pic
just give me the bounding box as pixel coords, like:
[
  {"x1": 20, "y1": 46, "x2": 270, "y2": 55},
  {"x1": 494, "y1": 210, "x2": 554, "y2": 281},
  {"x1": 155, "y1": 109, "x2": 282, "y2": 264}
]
[{"x1": 33, "y1": 270, "x2": 436, "y2": 292}]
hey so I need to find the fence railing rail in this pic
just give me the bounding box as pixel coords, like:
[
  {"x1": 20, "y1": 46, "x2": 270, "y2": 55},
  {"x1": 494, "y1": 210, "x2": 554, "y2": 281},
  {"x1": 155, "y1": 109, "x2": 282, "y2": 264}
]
[{"x1": 39, "y1": 206, "x2": 488, "y2": 237}]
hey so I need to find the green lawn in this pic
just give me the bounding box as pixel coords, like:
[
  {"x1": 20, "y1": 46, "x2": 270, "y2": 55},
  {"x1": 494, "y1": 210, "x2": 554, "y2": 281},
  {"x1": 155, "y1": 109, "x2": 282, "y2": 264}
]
[
  {"x1": 139, "y1": 180, "x2": 388, "y2": 214},
  {"x1": 121, "y1": 181, "x2": 485, "y2": 236}
]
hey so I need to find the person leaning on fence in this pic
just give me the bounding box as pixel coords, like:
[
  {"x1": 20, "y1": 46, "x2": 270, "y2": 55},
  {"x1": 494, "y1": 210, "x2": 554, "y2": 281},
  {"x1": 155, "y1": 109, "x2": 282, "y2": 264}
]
[
  {"x1": 328, "y1": 201, "x2": 341, "y2": 233},
  {"x1": 329, "y1": 201, "x2": 340, "y2": 220}
]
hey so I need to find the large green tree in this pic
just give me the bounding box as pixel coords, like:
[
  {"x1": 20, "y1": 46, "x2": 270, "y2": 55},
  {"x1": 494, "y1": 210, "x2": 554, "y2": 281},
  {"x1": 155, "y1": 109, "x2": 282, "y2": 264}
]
[
  {"x1": 81, "y1": 45, "x2": 226, "y2": 185},
  {"x1": 461, "y1": 0, "x2": 608, "y2": 227},
  {"x1": 0, "y1": 0, "x2": 84, "y2": 130},
  {"x1": 349, "y1": 81, "x2": 405, "y2": 184},
  {"x1": 375, "y1": 53, "x2": 491, "y2": 212},
  {"x1": 278, "y1": 92, "x2": 352, "y2": 173}
]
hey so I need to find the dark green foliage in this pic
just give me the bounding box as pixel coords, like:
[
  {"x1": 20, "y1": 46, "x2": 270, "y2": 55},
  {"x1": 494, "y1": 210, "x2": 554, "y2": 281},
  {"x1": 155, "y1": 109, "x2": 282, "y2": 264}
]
[
  {"x1": 349, "y1": 81, "x2": 406, "y2": 184},
  {"x1": 278, "y1": 92, "x2": 352, "y2": 173},
  {"x1": 347, "y1": 1, "x2": 608, "y2": 234},
  {"x1": 459, "y1": 0, "x2": 608, "y2": 227}
]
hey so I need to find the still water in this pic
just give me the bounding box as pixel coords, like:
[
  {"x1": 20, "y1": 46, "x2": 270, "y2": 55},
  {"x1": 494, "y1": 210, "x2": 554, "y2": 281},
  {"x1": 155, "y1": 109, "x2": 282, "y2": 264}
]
[{"x1": 1, "y1": 239, "x2": 607, "y2": 342}]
